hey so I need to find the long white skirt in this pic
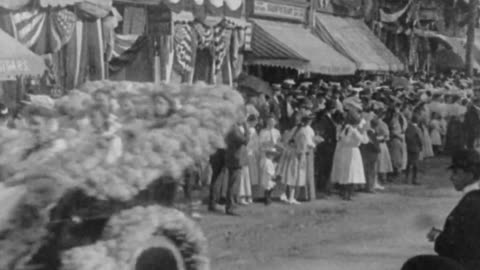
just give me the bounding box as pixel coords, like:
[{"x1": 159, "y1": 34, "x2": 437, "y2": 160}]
[
  {"x1": 238, "y1": 166, "x2": 252, "y2": 198},
  {"x1": 331, "y1": 145, "x2": 366, "y2": 185},
  {"x1": 377, "y1": 142, "x2": 393, "y2": 174}
]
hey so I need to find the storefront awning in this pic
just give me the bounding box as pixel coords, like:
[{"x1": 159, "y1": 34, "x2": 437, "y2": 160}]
[
  {"x1": 246, "y1": 19, "x2": 356, "y2": 75},
  {"x1": 0, "y1": 29, "x2": 46, "y2": 80},
  {"x1": 315, "y1": 13, "x2": 404, "y2": 72}
]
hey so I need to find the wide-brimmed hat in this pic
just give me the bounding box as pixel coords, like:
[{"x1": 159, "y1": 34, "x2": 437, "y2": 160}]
[
  {"x1": 265, "y1": 147, "x2": 280, "y2": 156},
  {"x1": 272, "y1": 83, "x2": 282, "y2": 90},
  {"x1": 22, "y1": 94, "x2": 57, "y2": 118},
  {"x1": 0, "y1": 103, "x2": 8, "y2": 116},
  {"x1": 283, "y1": 79, "x2": 295, "y2": 85},
  {"x1": 350, "y1": 87, "x2": 364, "y2": 93}
]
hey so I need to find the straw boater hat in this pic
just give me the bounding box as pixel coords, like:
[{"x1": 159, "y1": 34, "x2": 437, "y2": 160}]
[
  {"x1": 0, "y1": 103, "x2": 8, "y2": 117},
  {"x1": 272, "y1": 83, "x2": 281, "y2": 91},
  {"x1": 283, "y1": 79, "x2": 295, "y2": 86},
  {"x1": 22, "y1": 94, "x2": 57, "y2": 118}
]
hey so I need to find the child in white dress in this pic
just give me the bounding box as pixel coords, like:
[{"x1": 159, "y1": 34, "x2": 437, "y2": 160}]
[{"x1": 260, "y1": 148, "x2": 279, "y2": 205}]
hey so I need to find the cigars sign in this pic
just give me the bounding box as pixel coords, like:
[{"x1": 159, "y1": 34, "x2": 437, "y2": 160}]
[
  {"x1": 0, "y1": 60, "x2": 29, "y2": 73},
  {"x1": 253, "y1": 0, "x2": 306, "y2": 22}
]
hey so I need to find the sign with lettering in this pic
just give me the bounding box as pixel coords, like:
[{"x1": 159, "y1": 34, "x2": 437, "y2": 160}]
[
  {"x1": 253, "y1": 0, "x2": 306, "y2": 22},
  {"x1": 0, "y1": 60, "x2": 29, "y2": 73}
]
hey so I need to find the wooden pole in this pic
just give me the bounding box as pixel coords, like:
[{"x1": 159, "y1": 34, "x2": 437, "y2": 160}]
[{"x1": 466, "y1": 0, "x2": 478, "y2": 77}]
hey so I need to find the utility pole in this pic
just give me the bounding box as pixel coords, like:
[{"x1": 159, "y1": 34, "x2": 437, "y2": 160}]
[{"x1": 466, "y1": 0, "x2": 478, "y2": 77}]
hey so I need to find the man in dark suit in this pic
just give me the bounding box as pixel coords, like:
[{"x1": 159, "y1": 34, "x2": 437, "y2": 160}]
[
  {"x1": 405, "y1": 114, "x2": 423, "y2": 185},
  {"x1": 269, "y1": 84, "x2": 283, "y2": 121},
  {"x1": 401, "y1": 149, "x2": 480, "y2": 270},
  {"x1": 223, "y1": 121, "x2": 249, "y2": 216},
  {"x1": 208, "y1": 148, "x2": 225, "y2": 212},
  {"x1": 313, "y1": 100, "x2": 337, "y2": 195}
]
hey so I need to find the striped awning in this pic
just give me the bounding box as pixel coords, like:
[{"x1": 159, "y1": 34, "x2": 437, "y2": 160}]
[
  {"x1": 246, "y1": 19, "x2": 356, "y2": 75},
  {"x1": 315, "y1": 13, "x2": 404, "y2": 72}
]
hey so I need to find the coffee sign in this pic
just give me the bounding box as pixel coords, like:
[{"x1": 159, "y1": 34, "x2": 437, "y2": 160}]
[{"x1": 253, "y1": 0, "x2": 306, "y2": 22}]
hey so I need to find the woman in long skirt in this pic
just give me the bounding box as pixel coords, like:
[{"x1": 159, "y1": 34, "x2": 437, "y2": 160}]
[
  {"x1": 276, "y1": 122, "x2": 301, "y2": 204},
  {"x1": 239, "y1": 115, "x2": 259, "y2": 204},
  {"x1": 295, "y1": 116, "x2": 318, "y2": 201},
  {"x1": 417, "y1": 103, "x2": 434, "y2": 159},
  {"x1": 400, "y1": 109, "x2": 409, "y2": 171},
  {"x1": 331, "y1": 112, "x2": 368, "y2": 201},
  {"x1": 375, "y1": 113, "x2": 392, "y2": 188},
  {"x1": 430, "y1": 113, "x2": 443, "y2": 156},
  {"x1": 387, "y1": 107, "x2": 405, "y2": 180}
]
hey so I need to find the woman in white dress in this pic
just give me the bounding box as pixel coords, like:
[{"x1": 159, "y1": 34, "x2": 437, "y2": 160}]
[
  {"x1": 375, "y1": 111, "x2": 393, "y2": 187},
  {"x1": 239, "y1": 115, "x2": 259, "y2": 204},
  {"x1": 276, "y1": 120, "x2": 301, "y2": 204},
  {"x1": 415, "y1": 102, "x2": 434, "y2": 159},
  {"x1": 257, "y1": 116, "x2": 281, "y2": 197},
  {"x1": 331, "y1": 112, "x2": 368, "y2": 201},
  {"x1": 295, "y1": 116, "x2": 321, "y2": 201},
  {"x1": 430, "y1": 112, "x2": 443, "y2": 155}
]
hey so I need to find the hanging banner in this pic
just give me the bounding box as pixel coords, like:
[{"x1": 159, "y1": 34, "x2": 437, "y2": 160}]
[
  {"x1": 253, "y1": 0, "x2": 306, "y2": 22},
  {"x1": 379, "y1": 0, "x2": 412, "y2": 23}
]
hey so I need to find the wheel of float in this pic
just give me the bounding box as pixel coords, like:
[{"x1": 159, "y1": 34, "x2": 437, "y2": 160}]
[
  {"x1": 1, "y1": 173, "x2": 75, "y2": 270},
  {"x1": 133, "y1": 235, "x2": 186, "y2": 270}
]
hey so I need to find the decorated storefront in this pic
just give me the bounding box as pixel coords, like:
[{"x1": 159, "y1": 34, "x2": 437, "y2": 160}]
[
  {"x1": 0, "y1": 0, "x2": 112, "y2": 91},
  {"x1": 111, "y1": 0, "x2": 248, "y2": 85},
  {"x1": 244, "y1": 0, "x2": 356, "y2": 82}
]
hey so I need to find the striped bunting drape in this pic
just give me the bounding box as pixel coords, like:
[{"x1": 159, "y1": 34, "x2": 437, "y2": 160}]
[
  {"x1": 174, "y1": 23, "x2": 196, "y2": 73},
  {"x1": 10, "y1": 7, "x2": 77, "y2": 55}
]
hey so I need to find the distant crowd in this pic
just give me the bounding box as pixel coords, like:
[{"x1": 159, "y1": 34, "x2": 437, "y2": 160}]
[{"x1": 207, "y1": 72, "x2": 475, "y2": 216}]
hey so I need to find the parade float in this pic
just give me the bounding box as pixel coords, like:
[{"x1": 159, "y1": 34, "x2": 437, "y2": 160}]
[{"x1": 0, "y1": 81, "x2": 244, "y2": 270}]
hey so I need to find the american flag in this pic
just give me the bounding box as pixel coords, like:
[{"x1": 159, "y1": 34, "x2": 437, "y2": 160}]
[{"x1": 10, "y1": 7, "x2": 77, "y2": 55}]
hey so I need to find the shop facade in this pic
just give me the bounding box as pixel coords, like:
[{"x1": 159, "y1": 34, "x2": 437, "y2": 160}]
[
  {"x1": 244, "y1": 0, "x2": 357, "y2": 82},
  {"x1": 111, "y1": 0, "x2": 248, "y2": 86}
]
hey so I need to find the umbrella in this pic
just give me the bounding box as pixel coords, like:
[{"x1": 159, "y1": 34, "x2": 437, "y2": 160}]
[
  {"x1": 237, "y1": 75, "x2": 272, "y2": 96},
  {"x1": 391, "y1": 76, "x2": 411, "y2": 90},
  {"x1": 434, "y1": 49, "x2": 480, "y2": 71},
  {"x1": 0, "y1": 29, "x2": 46, "y2": 80}
]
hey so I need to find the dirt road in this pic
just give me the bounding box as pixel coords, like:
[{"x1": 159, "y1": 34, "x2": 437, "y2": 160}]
[{"x1": 199, "y1": 157, "x2": 462, "y2": 270}]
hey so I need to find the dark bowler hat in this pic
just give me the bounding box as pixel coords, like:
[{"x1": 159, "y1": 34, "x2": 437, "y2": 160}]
[{"x1": 448, "y1": 149, "x2": 480, "y2": 191}]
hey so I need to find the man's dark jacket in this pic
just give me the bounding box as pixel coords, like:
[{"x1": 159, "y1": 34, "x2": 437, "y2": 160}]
[
  {"x1": 224, "y1": 125, "x2": 249, "y2": 169},
  {"x1": 435, "y1": 190, "x2": 480, "y2": 270},
  {"x1": 405, "y1": 123, "x2": 423, "y2": 154}
]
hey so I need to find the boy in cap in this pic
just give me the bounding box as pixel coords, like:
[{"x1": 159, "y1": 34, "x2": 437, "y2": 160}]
[{"x1": 405, "y1": 114, "x2": 423, "y2": 185}]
